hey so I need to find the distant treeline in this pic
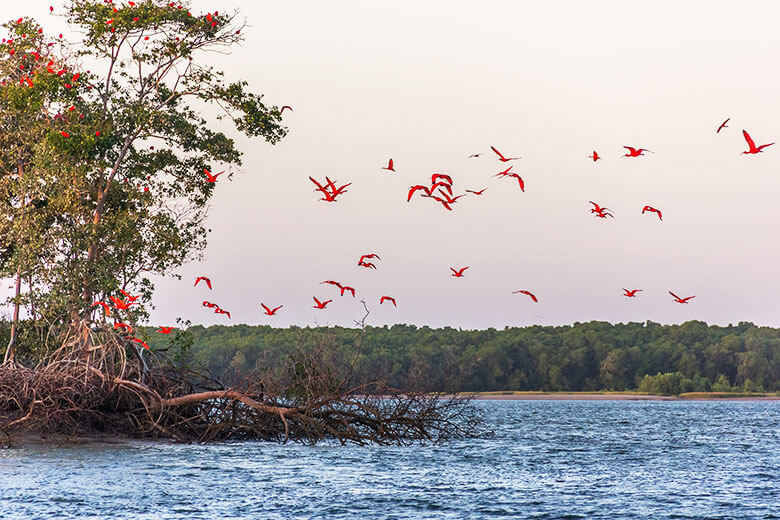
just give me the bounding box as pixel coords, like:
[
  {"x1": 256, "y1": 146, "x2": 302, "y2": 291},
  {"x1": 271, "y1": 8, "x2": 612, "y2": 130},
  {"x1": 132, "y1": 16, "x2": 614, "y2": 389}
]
[
  {"x1": 136, "y1": 320, "x2": 778, "y2": 394},
  {"x1": 2, "y1": 320, "x2": 777, "y2": 393}
]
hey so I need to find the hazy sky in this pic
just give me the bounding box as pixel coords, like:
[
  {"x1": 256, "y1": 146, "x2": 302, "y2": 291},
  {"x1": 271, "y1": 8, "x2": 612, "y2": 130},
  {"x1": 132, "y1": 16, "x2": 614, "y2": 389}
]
[{"x1": 4, "y1": 0, "x2": 780, "y2": 329}]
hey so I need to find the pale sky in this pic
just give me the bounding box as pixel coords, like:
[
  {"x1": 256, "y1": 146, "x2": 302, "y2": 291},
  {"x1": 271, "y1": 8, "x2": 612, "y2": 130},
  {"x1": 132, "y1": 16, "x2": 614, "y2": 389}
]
[{"x1": 4, "y1": 0, "x2": 780, "y2": 329}]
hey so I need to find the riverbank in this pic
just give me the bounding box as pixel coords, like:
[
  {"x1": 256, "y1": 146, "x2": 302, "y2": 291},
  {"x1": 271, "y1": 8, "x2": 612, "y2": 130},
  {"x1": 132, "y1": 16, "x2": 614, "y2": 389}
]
[{"x1": 468, "y1": 391, "x2": 780, "y2": 401}]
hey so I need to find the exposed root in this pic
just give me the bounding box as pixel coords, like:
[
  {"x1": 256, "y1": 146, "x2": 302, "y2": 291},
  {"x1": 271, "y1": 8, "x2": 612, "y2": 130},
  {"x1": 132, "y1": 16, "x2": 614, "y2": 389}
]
[{"x1": 0, "y1": 321, "x2": 483, "y2": 444}]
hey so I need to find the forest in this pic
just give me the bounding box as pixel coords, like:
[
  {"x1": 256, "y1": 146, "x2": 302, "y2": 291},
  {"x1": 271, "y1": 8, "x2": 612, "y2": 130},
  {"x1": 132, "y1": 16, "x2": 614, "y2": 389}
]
[{"x1": 100, "y1": 319, "x2": 780, "y2": 394}]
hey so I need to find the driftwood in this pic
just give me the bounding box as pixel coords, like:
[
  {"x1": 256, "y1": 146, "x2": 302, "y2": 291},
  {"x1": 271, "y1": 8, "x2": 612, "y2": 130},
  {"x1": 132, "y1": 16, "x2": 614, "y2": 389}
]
[{"x1": 0, "y1": 321, "x2": 483, "y2": 444}]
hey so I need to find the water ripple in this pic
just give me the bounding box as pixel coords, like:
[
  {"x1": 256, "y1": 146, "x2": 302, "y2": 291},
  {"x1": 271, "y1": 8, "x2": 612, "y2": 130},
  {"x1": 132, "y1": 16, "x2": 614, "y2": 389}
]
[{"x1": 0, "y1": 401, "x2": 778, "y2": 519}]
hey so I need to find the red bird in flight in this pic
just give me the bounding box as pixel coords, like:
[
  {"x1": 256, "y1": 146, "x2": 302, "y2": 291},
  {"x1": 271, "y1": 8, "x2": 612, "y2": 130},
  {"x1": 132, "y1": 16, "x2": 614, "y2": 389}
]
[
  {"x1": 195, "y1": 276, "x2": 212, "y2": 289},
  {"x1": 450, "y1": 266, "x2": 469, "y2": 278},
  {"x1": 588, "y1": 151, "x2": 601, "y2": 162},
  {"x1": 716, "y1": 118, "x2": 729, "y2": 133},
  {"x1": 623, "y1": 146, "x2": 652, "y2": 157},
  {"x1": 203, "y1": 168, "x2": 224, "y2": 183},
  {"x1": 407, "y1": 185, "x2": 431, "y2": 201},
  {"x1": 114, "y1": 322, "x2": 133, "y2": 333},
  {"x1": 110, "y1": 296, "x2": 136, "y2": 311},
  {"x1": 280, "y1": 105, "x2": 292, "y2": 114},
  {"x1": 382, "y1": 158, "x2": 395, "y2": 172},
  {"x1": 214, "y1": 307, "x2": 231, "y2": 319},
  {"x1": 490, "y1": 145, "x2": 521, "y2": 162},
  {"x1": 513, "y1": 290, "x2": 538, "y2": 302},
  {"x1": 340, "y1": 285, "x2": 356, "y2": 297},
  {"x1": 313, "y1": 296, "x2": 332, "y2": 309},
  {"x1": 202, "y1": 300, "x2": 217, "y2": 308},
  {"x1": 741, "y1": 130, "x2": 774, "y2": 155},
  {"x1": 261, "y1": 303, "x2": 283, "y2": 316},
  {"x1": 642, "y1": 205, "x2": 663, "y2": 221},
  {"x1": 92, "y1": 301, "x2": 111, "y2": 315},
  {"x1": 669, "y1": 291, "x2": 695, "y2": 304},
  {"x1": 623, "y1": 289, "x2": 642, "y2": 297},
  {"x1": 380, "y1": 296, "x2": 397, "y2": 307},
  {"x1": 465, "y1": 188, "x2": 487, "y2": 195},
  {"x1": 157, "y1": 327, "x2": 175, "y2": 334},
  {"x1": 359, "y1": 253, "x2": 381, "y2": 264},
  {"x1": 119, "y1": 289, "x2": 140, "y2": 302}
]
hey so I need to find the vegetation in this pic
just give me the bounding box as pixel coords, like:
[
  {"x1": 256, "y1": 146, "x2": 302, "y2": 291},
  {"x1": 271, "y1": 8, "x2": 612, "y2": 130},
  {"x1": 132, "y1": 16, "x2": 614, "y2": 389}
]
[
  {"x1": 78, "y1": 320, "x2": 780, "y2": 395},
  {"x1": 0, "y1": 1, "x2": 481, "y2": 444}
]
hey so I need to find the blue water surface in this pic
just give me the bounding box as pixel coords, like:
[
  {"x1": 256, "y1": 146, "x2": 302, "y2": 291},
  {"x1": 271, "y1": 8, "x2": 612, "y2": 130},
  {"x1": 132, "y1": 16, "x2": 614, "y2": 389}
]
[{"x1": 1, "y1": 400, "x2": 778, "y2": 519}]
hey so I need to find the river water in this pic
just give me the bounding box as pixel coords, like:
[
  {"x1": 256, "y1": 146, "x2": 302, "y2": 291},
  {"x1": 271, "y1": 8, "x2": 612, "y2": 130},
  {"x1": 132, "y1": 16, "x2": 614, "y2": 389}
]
[{"x1": 1, "y1": 400, "x2": 778, "y2": 519}]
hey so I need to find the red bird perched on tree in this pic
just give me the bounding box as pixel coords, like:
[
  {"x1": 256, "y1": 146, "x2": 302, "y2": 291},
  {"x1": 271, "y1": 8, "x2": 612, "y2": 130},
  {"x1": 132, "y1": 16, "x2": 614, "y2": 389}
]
[
  {"x1": 642, "y1": 205, "x2": 663, "y2": 221},
  {"x1": 380, "y1": 296, "x2": 397, "y2": 307},
  {"x1": 490, "y1": 145, "x2": 521, "y2": 162},
  {"x1": 92, "y1": 301, "x2": 111, "y2": 315},
  {"x1": 131, "y1": 337, "x2": 149, "y2": 350},
  {"x1": 382, "y1": 158, "x2": 395, "y2": 172},
  {"x1": 194, "y1": 276, "x2": 212, "y2": 289},
  {"x1": 716, "y1": 118, "x2": 729, "y2": 133},
  {"x1": 110, "y1": 296, "x2": 136, "y2": 311},
  {"x1": 114, "y1": 322, "x2": 133, "y2": 333},
  {"x1": 157, "y1": 327, "x2": 176, "y2": 334},
  {"x1": 741, "y1": 129, "x2": 774, "y2": 154},
  {"x1": 588, "y1": 151, "x2": 601, "y2": 162},
  {"x1": 513, "y1": 289, "x2": 538, "y2": 302},
  {"x1": 623, "y1": 146, "x2": 652, "y2": 157},
  {"x1": 261, "y1": 303, "x2": 283, "y2": 316},
  {"x1": 313, "y1": 296, "x2": 332, "y2": 309},
  {"x1": 669, "y1": 291, "x2": 695, "y2": 304},
  {"x1": 623, "y1": 289, "x2": 642, "y2": 297},
  {"x1": 203, "y1": 168, "x2": 224, "y2": 183},
  {"x1": 450, "y1": 266, "x2": 469, "y2": 278},
  {"x1": 120, "y1": 289, "x2": 141, "y2": 302}
]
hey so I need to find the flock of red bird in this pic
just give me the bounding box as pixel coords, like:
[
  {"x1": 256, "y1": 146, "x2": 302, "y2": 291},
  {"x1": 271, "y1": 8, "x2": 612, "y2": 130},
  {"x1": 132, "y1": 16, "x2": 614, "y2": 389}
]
[{"x1": 89, "y1": 115, "x2": 773, "y2": 332}]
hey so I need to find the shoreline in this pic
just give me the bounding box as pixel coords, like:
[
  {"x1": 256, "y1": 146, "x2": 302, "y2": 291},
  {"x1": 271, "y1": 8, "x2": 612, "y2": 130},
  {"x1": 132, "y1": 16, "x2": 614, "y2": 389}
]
[{"x1": 466, "y1": 391, "x2": 780, "y2": 401}]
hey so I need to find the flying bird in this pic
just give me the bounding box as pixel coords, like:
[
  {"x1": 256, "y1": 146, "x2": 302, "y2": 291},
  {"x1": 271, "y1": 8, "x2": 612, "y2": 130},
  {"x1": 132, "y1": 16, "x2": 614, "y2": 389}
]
[
  {"x1": 588, "y1": 201, "x2": 612, "y2": 215},
  {"x1": 588, "y1": 151, "x2": 601, "y2": 162},
  {"x1": 358, "y1": 261, "x2": 377, "y2": 269},
  {"x1": 203, "y1": 168, "x2": 224, "y2": 183},
  {"x1": 741, "y1": 130, "x2": 774, "y2": 155},
  {"x1": 669, "y1": 291, "x2": 695, "y2": 304},
  {"x1": 280, "y1": 105, "x2": 292, "y2": 114},
  {"x1": 431, "y1": 173, "x2": 453, "y2": 185},
  {"x1": 622, "y1": 289, "x2": 642, "y2": 297},
  {"x1": 468, "y1": 153, "x2": 481, "y2": 158},
  {"x1": 202, "y1": 300, "x2": 217, "y2": 308},
  {"x1": 642, "y1": 205, "x2": 663, "y2": 221},
  {"x1": 407, "y1": 185, "x2": 431, "y2": 201},
  {"x1": 465, "y1": 188, "x2": 487, "y2": 195},
  {"x1": 119, "y1": 289, "x2": 140, "y2": 302},
  {"x1": 261, "y1": 303, "x2": 283, "y2": 316},
  {"x1": 506, "y1": 173, "x2": 525, "y2": 191},
  {"x1": 494, "y1": 165, "x2": 514, "y2": 177},
  {"x1": 513, "y1": 290, "x2": 538, "y2": 302},
  {"x1": 490, "y1": 145, "x2": 521, "y2": 162},
  {"x1": 313, "y1": 296, "x2": 332, "y2": 309},
  {"x1": 194, "y1": 276, "x2": 212, "y2": 289},
  {"x1": 214, "y1": 307, "x2": 231, "y2": 319},
  {"x1": 157, "y1": 327, "x2": 175, "y2": 334},
  {"x1": 131, "y1": 337, "x2": 149, "y2": 350},
  {"x1": 358, "y1": 253, "x2": 381, "y2": 264},
  {"x1": 450, "y1": 266, "x2": 469, "y2": 278},
  {"x1": 340, "y1": 285, "x2": 356, "y2": 297},
  {"x1": 382, "y1": 158, "x2": 395, "y2": 172},
  {"x1": 380, "y1": 296, "x2": 397, "y2": 307},
  {"x1": 623, "y1": 146, "x2": 652, "y2": 157},
  {"x1": 321, "y1": 280, "x2": 343, "y2": 288},
  {"x1": 716, "y1": 118, "x2": 729, "y2": 133}
]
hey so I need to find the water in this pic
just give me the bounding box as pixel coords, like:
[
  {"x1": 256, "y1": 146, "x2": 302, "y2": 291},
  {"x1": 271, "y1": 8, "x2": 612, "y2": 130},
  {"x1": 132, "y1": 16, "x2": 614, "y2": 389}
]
[{"x1": 1, "y1": 400, "x2": 779, "y2": 519}]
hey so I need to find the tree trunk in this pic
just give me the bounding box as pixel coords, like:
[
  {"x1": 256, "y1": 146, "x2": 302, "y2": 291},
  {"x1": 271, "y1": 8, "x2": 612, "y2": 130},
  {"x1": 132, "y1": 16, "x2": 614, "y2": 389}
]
[{"x1": 4, "y1": 266, "x2": 22, "y2": 365}]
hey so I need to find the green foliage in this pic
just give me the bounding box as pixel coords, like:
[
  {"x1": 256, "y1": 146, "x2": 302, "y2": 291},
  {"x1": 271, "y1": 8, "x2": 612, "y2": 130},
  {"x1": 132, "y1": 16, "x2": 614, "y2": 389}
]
[
  {"x1": 140, "y1": 320, "x2": 780, "y2": 394},
  {"x1": 0, "y1": 1, "x2": 287, "y2": 334}
]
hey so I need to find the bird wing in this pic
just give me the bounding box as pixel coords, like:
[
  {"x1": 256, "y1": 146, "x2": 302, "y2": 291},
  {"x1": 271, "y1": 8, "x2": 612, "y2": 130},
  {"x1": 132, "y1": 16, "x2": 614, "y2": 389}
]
[
  {"x1": 669, "y1": 291, "x2": 681, "y2": 301},
  {"x1": 261, "y1": 303, "x2": 270, "y2": 313},
  {"x1": 743, "y1": 130, "x2": 756, "y2": 150},
  {"x1": 490, "y1": 145, "x2": 506, "y2": 160}
]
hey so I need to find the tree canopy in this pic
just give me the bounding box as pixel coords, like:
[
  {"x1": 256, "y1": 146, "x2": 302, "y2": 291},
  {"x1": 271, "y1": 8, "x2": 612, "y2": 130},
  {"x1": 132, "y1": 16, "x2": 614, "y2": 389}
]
[{"x1": 0, "y1": 1, "x2": 286, "y2": 361}]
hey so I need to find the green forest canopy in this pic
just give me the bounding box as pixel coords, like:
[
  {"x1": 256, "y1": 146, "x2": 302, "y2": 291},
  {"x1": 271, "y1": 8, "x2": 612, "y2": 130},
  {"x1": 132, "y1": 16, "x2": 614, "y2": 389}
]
[{"x1": 113, "y1": 320, "x2": 780, "y2": 394}]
